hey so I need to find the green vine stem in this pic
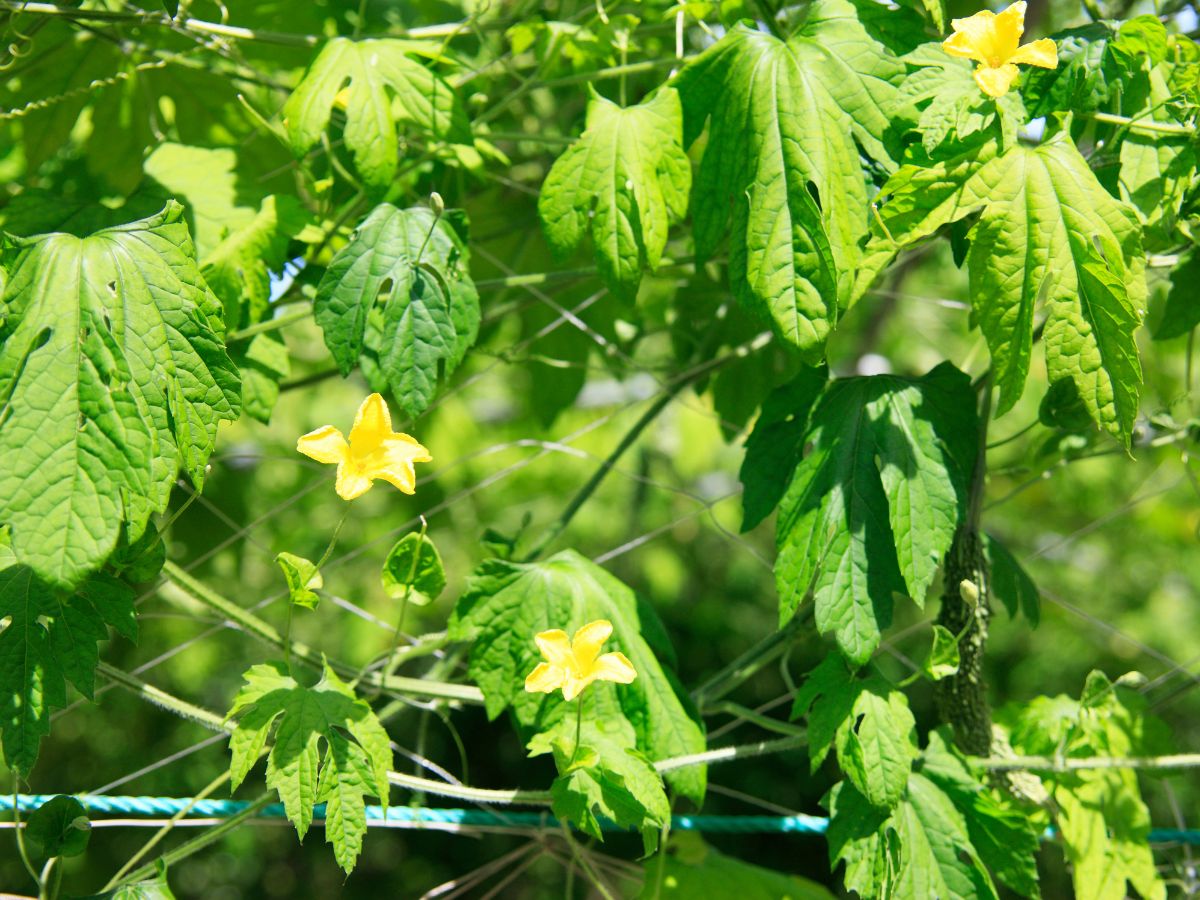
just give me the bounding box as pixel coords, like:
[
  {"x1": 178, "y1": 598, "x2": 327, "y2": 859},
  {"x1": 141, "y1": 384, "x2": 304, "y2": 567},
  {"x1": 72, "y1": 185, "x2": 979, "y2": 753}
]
[{"x1": 158, "y1": 561, "x2": 482, "y2": 704}]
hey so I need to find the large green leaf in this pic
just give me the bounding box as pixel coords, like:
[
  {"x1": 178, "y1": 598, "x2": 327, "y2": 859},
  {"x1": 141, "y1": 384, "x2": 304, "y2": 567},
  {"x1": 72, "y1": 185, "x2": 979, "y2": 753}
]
[
  {"x1": 313, "y1": 203, "x2": 480, "y2": 419},
  {"x1": 674, "y1": 0, "x2": 905, "y2": 352},
  {"x1": 827, "y1": 774, "x2": 999, "y2": 900},
  {"x1": 921, "y1": 729, "x2": 1042, "y2": 898},
  {"x1": 538, "y1": 87, "x2": 690, "y2": 299},
  {"x1": 869, "y1": 130, "x2": 1146, "y2": 443},
  {"x1": 283, "y1": 37, "x2": 471, "y2": 193},
  {"x1": 774, "y1": 364, "x2": 977, "y2": 664},
  {"x1": 227, "y1": 661, "x2": 392, "y2": 874},
  {"x1": 449, "y1": 550, "x2": 706, "y2": 800},
  {"x1": 0, "y1": 203, "x2": 241, "y2": 589},
  {"x1": 0, "y1": 534, "x2": 137, "y2": 774}
]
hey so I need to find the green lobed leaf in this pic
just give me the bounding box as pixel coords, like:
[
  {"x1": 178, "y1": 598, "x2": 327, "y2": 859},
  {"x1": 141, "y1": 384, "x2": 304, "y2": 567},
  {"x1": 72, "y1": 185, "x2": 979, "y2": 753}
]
[
  {"x1": 0, "y1": 534, "x2": 137, "y2": 774},
  {"x1": 381, "y1": 531, "x2": 445, "y2": 605},
  {"x1": 921, "y1": 729, "x2": 1042, "y2": 898},
  {"x1": 313, "y1": 203, "x2": 480, "y2": 418},
  {"x1": 529, "y1": 709, "x2": 670, "y2": 852},
  {"x1": 77, "y1": 870, "x2": 177, "y2": 900},
  {"x1": 0, "y1": 203, "x2": 242, "y2": 589},
  {"x1": 538, "y1": 87, "x2": 690, "y2": 300},
  {"x1": 227, "y1": 661, "x2": 392, "y2": 873},
  {"x1": 774, "y1": 363, "x2": 977, "y2": 663},
  {"x1": 869, "y1": 130, "x2": 1147, "y2": 443},
  {"x1": 739, "y1": 364, "x2": 828, "y2": 532},
  {"x1": 25, "y1": 795, "x2": 91, "y2": 859},
  {"x1": 675, "y1": 0, "x2": 905, "y2": 352},
  {"x1": 275, "y1": 552, "x2": 324, "y2": 610},
  {"x1": 449, "y1": 550, "x2": 706, "y2": 800},
  {"x1": 826, "y1": 775, "x2": 999, "y2": 900},
  {"x1": 283, "y1": 37, "x2": 471, "y2": 193},
  {"x1": 792, "y1": 654, "x2": 917, "y2": 809}
]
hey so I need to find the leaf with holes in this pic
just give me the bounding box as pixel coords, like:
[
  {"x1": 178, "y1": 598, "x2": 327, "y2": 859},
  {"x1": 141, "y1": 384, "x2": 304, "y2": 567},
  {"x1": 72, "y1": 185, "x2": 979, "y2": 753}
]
[
  {"x1": 313, "y1": 203, "x2": 480, "y2": 418},
  {"x1": 449, "y1": 550, "x2": 706, "y2": 800},
  {"x1": 283, "y1": 38, "x2": 471, "y2": 193},
  {"x1": 792, "y1": 654, "x2": 917, "y2": 809},
  {"x1": 538, "y1": 87, "x2": 690, "y2": 299},
  {"x1": 0, "y1": 533, "x2": 137, "y2": 774},
  {"x1": 227, "y1": 661, "x2": 392, "y2": 874},
  {"x1": 774, "y1": 364, "x2": 977, "y2": 664},
  {"x1": 0, "y1": 203, "x2": 241, "y2": 589},
  {"x1": 675, "y1": 0, "x2": 905, "y2": 352},
  {"x1": 869, "y1": 129, "x2": 1146, "y2": 443}
]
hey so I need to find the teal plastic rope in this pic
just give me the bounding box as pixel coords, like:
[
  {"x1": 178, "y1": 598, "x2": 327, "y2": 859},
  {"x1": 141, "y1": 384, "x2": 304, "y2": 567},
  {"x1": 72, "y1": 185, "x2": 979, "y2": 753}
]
[{"x1": 4, "y1": 795, "x2": 1200, "y2": 843}]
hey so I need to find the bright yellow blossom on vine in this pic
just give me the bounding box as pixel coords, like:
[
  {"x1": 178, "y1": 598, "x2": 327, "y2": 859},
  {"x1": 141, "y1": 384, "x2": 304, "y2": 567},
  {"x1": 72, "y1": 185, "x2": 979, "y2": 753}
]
[
  {"x1": 942, "y1": 1, "x2": 1058, "y2": 99},
  {"x1": 524, "y1": 620, "x2": 637, "y2": 701},
  {"x1": 296, "y1": 393, "x2": 432, "y2": 501}
]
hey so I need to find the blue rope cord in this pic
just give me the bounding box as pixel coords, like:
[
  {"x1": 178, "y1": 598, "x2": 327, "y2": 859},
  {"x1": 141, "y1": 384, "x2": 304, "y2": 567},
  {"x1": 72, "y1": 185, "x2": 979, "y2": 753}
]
[{"x1": 3, "y1": 795, "x2": 1200, "y2": 843}]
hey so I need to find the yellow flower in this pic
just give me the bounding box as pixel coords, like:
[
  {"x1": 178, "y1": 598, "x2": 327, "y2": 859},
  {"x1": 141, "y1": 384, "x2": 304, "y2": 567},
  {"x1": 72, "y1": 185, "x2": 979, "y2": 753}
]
[
  {"x1": 942, "y1": 1, "x2": 1058, "y2": 98},
  {"x1": 524, "y1": 619, "x2": 637, "y2": 702},
  {"x1": 296, "y1": 393, "x2": 432, "y2": 501}
]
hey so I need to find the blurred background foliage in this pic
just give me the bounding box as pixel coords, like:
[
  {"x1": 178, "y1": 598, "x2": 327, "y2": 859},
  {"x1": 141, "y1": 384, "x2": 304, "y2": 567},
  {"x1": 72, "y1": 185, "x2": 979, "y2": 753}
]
[{"x1": 2, "y1": 0, "x2": 1200, "y2": 896}]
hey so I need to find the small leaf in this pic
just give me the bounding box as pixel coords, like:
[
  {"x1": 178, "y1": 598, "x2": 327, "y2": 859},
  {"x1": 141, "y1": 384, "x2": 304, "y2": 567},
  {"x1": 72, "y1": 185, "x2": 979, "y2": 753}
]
[
  {"x1": 76, "y1": 867, "x2": 176, "y2": 900},
  {"x1": 25, "y1": 795, "x2": 91, "y2": 859},
  {"x1": 227, "y1": 661, "x2": 392, "y2": 873},
  {"x1": 283, "y1": 38, "x2": 471, "y2": 193},
  {"x1": 984, "y1": 533, "x2": 1040, "y2": 625},
  {"x1": 313, "y1": 203, "x2": 480, "y2": 418},
  {"x1": 381, "y1": 532, "x2": 445, "y2": 606},
  {"x1": 922, "y1": 625, "x2": 960, "y2": 681},
  {"x1": 1154, "y1": 250, "x2": 1200, "y2": 340},
  {"x1": 529, "y1": 709, "x2": 670, "y2": 852},
  {"x1": 275, "y1": 552, "x2": 323, "y2": 610},
  {"x1": 538, "y1": 87, "x2": 690, "y2": 299}
]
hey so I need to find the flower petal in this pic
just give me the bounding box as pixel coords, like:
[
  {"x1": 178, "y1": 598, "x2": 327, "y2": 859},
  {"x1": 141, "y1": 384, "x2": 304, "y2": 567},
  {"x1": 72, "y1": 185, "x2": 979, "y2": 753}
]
[
  {"x1": 525, "y1": 663, "x2": 565, "y2": 694},
  {"x1": 993, "y1": 1, "x2": 1027, "y2": 53},
  {"x1": 370, "y1": 463, "x2": 418, "y2": 495},
  {"x1": 571, "y1": 619, "x2": 613, "y2": 669},
  {"x1": 974, "y1": 62, "x2": 1020, "y2": 98},
  {"x1": 942, "y1": 30, "x2": 986, "y2": 63},
  {"x1": 562, "y1": 672, "x2": 594, "y2": 702},
  {"x1": 1010, "y1": 37, "x2": 1058, "y2": 69},
  {"x1": 534, "y1": 630, "x2": 575, "y2": 667},
  {"x1": 944, "y1": 10, "x2": 997, "y2": 63},
  {"x1": 296, "y1": 426, "x2": 348, "y2": 464},
  {"x1": 592, "y1": 652, "x2": 637, "y2": 685},
  {"x1": 335, "y1": 462, "x2": 374, "y2": 501},
  {"x1": 349, "y1": 393, "x2": 393, "y2": 452}
]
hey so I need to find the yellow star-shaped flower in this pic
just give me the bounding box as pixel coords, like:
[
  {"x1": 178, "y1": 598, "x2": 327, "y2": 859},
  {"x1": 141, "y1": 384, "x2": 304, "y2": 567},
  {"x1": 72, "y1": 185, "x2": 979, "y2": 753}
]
[
  {"x1": 296, "y1": 393, "x2": 432, "y2": 501},
  {"x1": 524, "y1": 619, "x2": 637, "y2": 702},
  {"x1": 942, "y1": 1, "x2": 1058, "y2": 98}
]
